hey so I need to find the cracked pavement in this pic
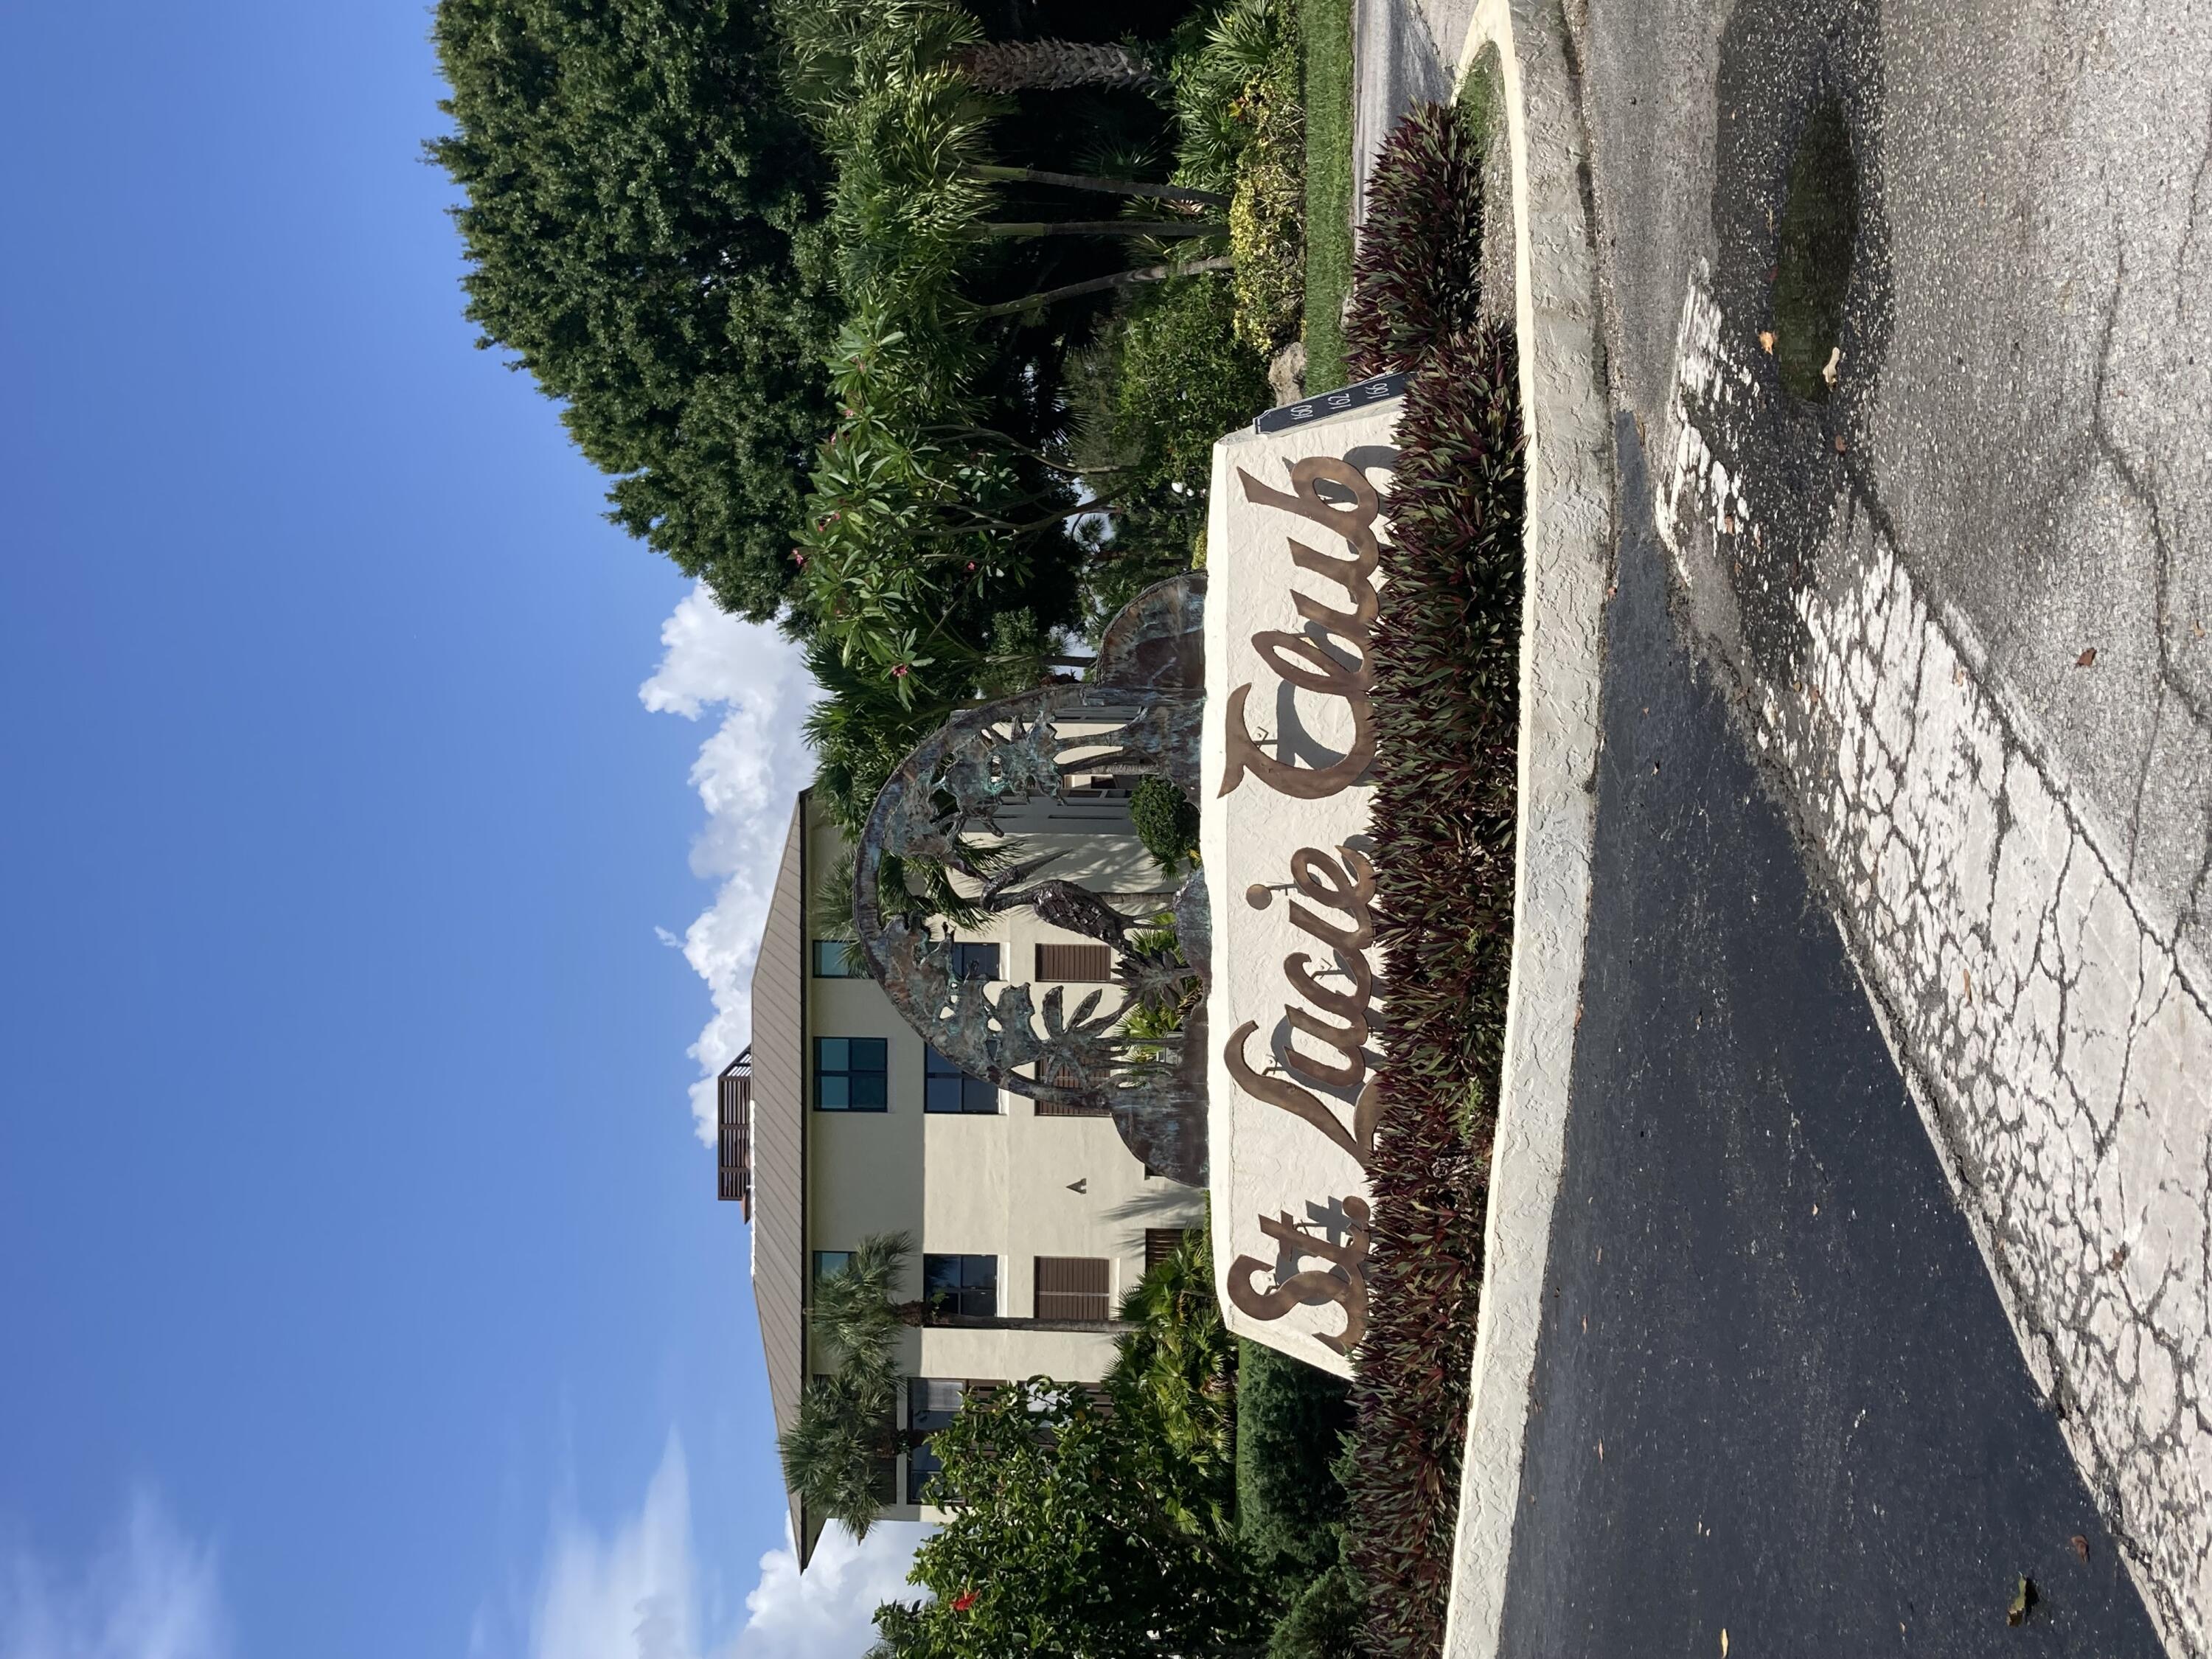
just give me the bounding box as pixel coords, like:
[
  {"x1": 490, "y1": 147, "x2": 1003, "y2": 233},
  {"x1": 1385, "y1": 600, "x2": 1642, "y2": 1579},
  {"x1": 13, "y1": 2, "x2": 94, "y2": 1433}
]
[
  {"x1": 1495, "y1": 426, "x2": 2168, "y2": 1657},
  {"x1": 1568, "y1": 0, "x2": 2212, "y2": 1647}
]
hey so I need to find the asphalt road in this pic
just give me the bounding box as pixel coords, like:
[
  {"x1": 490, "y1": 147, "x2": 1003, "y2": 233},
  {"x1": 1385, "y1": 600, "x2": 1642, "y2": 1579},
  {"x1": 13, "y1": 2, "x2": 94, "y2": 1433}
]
[
  {"x1": 1491, "y1": 425, "x2": 2165, "y2": 1658},
  {"x1": 1582, "y1": 0, "x2": 2212, "y2": 997}
]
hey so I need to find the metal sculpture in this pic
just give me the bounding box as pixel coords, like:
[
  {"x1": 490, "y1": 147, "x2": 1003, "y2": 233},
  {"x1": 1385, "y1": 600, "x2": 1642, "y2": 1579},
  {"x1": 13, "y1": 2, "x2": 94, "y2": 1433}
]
[{"x1": 852, "y1": 574, "x2": 1214, "y2": 1185}]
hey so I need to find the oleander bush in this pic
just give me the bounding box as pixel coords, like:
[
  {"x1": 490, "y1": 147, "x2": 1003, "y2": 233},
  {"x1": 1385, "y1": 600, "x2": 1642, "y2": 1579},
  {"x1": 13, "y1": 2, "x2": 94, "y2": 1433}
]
[{"x1": 1334, "y1": 97, "x2": 1523, "y2": 1659}]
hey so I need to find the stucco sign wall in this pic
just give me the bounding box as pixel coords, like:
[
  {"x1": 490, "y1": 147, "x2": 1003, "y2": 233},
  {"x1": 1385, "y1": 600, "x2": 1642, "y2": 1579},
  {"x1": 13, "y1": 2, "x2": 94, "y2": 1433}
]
[{"x1": 1201, "y1": 402, "x2": 1399, "y2": 1379}]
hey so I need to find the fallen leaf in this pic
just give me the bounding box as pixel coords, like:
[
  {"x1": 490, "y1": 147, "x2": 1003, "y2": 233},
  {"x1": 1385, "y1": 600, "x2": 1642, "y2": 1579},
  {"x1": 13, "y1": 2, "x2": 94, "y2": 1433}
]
[
  {"x1": 2076, "y1": 647, "x2": 2098, "y2": 667},
  {"x1": 2071, "y1": 1534, "x2": 2090, "y2": 1563},
  {"x1": 1833, "y1": 434, "x2": 1849, "y2": 453},
  {"x1": 2008, "y1": 1575, "x2": 2034, "y2": 1627},
  {"x1": 1823, "y1": 346, "x2": 1843, "y2": 386},
  {"x1": 1722, "y1": 1630, "x2": 1730, "y2": 1656},
  {"x1": 1964, "y1": 968, "x2": 1973, "y2": 1001},
  {"x1": 1759, "y1": 330, "x2": 1775, "y2": 354}
]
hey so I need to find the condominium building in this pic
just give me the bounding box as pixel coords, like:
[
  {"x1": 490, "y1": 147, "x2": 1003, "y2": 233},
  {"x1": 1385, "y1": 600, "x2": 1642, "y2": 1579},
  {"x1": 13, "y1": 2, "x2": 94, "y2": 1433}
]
[{"x1": 723, "y1": 787, "x2": 1206, "y2": 1562}]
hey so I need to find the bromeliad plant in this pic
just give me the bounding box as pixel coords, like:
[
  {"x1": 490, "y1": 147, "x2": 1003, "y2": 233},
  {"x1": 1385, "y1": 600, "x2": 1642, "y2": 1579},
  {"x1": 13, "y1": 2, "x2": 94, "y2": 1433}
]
[
  {"x1": 1344, "y1": 100, "x2": 1488, "y2": 378},
  {"x1": 1326, "y1": 99, "x2": 1522, "y2": 1659}
]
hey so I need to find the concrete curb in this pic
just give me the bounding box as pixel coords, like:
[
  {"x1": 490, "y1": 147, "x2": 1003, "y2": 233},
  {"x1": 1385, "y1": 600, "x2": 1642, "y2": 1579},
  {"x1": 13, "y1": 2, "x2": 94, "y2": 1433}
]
[{"x1": 1438, "y1": 1, "x2": 1615, "y2": 1653}]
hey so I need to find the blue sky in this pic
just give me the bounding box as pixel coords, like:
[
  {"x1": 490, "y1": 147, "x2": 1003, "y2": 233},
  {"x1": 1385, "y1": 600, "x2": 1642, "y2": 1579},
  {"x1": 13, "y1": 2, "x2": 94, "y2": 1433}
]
[{"x1": 0, "y1": 2, "x2": 914, "y2": 1655}]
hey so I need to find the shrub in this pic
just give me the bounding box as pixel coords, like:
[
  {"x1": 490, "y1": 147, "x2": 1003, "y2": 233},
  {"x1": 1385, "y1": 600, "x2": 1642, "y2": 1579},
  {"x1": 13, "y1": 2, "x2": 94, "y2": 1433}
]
[
  {"x1": 1109, "y1": 1229, "x2": 1239, "y2": 1510},
  {"x1": 1340, "y1": 320, "x2": 1521, "y2": 1659},
  {"x1": 1270, "y1": 1561, "x2": 1367, "y2": 1659},
  {"x1": 1069, "y1": 274, "x2": 1271, "y2": 625},
  {"x1": 1343, "y1": 103, "x2": 1486, "y2": 378},
  {"x1": 1131, "y1": 776, "x2": 1205, "y2": 874},
  {"x1": 1169, "y1": 0, "x2": 1305, "y2": 355},
  {"x1": 1225, "y1": 15, "x2": 1306, "y2": 355},
  {"x1": 1237, "y1": 1340, "x2": 1354, "y2": 1579}
]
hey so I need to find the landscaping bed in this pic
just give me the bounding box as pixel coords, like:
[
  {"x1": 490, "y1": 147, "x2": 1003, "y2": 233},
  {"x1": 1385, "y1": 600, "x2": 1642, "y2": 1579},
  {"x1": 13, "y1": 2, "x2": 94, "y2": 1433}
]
[{"x1": 1336, "y1": 96, "x2": 1524, "y2": 1658}]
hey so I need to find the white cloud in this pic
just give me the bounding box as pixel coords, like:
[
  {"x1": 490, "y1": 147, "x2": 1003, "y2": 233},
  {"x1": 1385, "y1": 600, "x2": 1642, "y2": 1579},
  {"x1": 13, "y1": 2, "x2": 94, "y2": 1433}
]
[
  {"x1": 514, "y1": 1437, "x2": 922, "y2": 1659},
  {"x1": 726, "y1": 1526, "x2": 926, "y2": 1659},
  {"x1": 639, "y1": 585, "x2": 819, "y2": 1144},
  {"x1": 0, "y1": 1490, "x2": 231, "y2": 1659},
  {"x1": 526, "y1": 1440, "x2": 697, "y2": 1659}
]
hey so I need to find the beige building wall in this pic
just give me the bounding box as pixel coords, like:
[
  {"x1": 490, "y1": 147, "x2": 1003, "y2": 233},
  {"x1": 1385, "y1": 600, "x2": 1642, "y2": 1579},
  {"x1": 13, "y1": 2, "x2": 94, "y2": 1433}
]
[{"x1": 793, "y1": 796, "x2": 1206, "y2": 1526}]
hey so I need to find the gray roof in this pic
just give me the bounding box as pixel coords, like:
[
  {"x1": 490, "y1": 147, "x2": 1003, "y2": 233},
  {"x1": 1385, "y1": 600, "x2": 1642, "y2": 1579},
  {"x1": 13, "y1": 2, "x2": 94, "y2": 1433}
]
[{"x1": 749, "y1": 793, "x2": 808, "y2": 1556}]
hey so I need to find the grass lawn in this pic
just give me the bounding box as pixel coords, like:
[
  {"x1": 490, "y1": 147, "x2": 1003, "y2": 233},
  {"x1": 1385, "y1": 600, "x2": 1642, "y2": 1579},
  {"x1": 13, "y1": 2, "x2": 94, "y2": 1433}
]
[{"x1": 1301, "y1": 0, "x2": 1354, "y2": 389}]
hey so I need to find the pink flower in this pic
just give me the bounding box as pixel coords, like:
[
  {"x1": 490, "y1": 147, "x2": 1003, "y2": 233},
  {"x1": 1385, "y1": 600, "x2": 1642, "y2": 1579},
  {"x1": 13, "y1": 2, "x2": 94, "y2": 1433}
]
[{"x1": 892, "y1": 664, "x2": 910, "y2": 678}]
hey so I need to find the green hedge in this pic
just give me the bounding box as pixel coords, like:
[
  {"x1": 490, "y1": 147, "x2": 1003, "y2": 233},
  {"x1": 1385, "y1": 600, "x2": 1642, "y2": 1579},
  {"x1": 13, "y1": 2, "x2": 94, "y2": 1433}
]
[{"x1": 1237, "y1": 1339, "x2": 1354, "y2": 1578}]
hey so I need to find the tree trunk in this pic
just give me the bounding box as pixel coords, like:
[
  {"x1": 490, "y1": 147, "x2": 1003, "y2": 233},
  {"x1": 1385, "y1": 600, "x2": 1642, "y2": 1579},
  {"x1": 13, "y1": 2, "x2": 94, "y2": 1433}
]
[
  {"x1": 956, "y1": 38, "x2": 1155, "y2": 93},
  {"x1": 973, "y1": 254, "x2": 1234, "y2": 319},
  {"x1": 966, "y1": 164, "x2": 1229, "y2": 209},
  {"x1": 975, "y1": 220, "x2": 1219, "y2": 239}
]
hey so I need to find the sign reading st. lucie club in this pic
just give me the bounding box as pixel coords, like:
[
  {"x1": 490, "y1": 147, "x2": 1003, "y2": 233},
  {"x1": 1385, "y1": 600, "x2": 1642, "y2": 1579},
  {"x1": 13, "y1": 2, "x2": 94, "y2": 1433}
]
[{"x1": 1200, "y1": 400, "x2": 1398, "y2": 1378}]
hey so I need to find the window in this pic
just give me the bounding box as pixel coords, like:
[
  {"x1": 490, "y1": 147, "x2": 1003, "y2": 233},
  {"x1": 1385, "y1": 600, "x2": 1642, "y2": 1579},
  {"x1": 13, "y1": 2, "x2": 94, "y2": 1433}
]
[
  {"x1": 813, "y1": 1037, "x2": 888, "y2": 1110},
  {"x1": 812, "y1": 939, "x2": 861, "y2": 978},
  {"x1": 950, "y1": 941, "x2": 1001, "y2": 981},
  {"x1": 922, "y1": 1254, "x2": 998, "y2": 1319},
  {"x1": 905, "y1": 1377, "x2": 982, "y2": 1506},
  {"x1": 1034, "y1": 942, "x2": 1113, "y2": 982},
  {"x1": 925, "y1": 1046, "x2": 998, "y2": 1114},
  {"x1": 1034, "y1": 1256, "x2": 1111, "y2": 1321},
  {"x1": 813, "y1": 1250, "x2": 854, "y2": 1284}
]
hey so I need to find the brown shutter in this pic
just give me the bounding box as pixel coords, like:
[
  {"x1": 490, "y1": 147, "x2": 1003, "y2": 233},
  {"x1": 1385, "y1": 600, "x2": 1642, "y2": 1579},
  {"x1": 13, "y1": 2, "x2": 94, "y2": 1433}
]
[
  {"x1": 1033, "y1": 1256, "x2": 1112, "y2": 1321},
  {"x1": 1034, "y1": 1096, "x2": 1113, "y2": 1118},
  {"x1": 1144, "y1": 1228, "x2": 1196, "y2": 1273},
  {"x1": 716, "y1": 1053, "x2": 752, "y2": 1212},
  {"x1": 1034, "y1": 942, "x2": 1114, "y2": 982}
]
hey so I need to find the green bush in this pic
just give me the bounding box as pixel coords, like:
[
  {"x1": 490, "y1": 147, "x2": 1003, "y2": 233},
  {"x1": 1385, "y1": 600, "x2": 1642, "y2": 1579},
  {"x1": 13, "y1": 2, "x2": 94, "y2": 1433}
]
[
  {"x1": 1222, "y1": 0, "x2": 1306, "y2": 354},
  {"x1": 1131, "y1": 776, "x2": 1204, "y2": 874},
  {"x1": 1237, "y1": 1340, "x2": 1354, "y2": 1579},
  {"x1": 1069, "y1": 275, "x2": 1270, "y2": 624},
  {"x1": 1270, "y1": 1561, "x2": 1366, "y2": 1658}
]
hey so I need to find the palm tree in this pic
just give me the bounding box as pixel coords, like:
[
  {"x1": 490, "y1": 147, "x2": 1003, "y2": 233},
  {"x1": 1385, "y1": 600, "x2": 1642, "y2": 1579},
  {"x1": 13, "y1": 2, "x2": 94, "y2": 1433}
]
[
  {"x1": 779, "y1": 0, "x2": 1161, "y2": 102},
  {"x1": 780, "y1": 1370, "x2": 900, "y2": 1540},
  {"x1": 780, "y1": 1234, "x2": 905, "y2": 1540},
  {"x1": 779, "y1": 0, "x2": 1226, "y2": 251},
  {"x1": 781, "y1": 1231, "x2": 1133, "y2": 1539}
]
